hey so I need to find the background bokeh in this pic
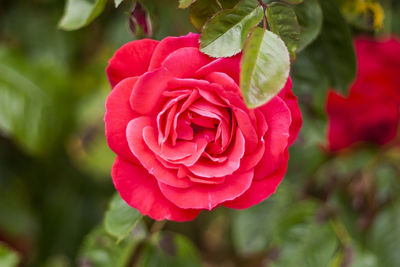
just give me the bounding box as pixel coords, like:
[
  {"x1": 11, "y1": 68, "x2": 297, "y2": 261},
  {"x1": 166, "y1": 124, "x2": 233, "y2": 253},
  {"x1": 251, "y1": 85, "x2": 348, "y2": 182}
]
[{"x1": 1, "y1": 0, "x2": 400, "y2": 266}]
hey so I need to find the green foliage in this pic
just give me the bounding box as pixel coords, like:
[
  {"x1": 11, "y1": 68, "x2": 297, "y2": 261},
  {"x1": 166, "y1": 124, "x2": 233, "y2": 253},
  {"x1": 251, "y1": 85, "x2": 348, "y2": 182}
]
[
  {"x1": 59, "y1": 0, "x2": 107, "y2": 30},
  {"x1": 199, "y1": 0, "x2": 263, "y2": 57},
  {"x1": 294, "y1": 0, "x2": 323, "y2": 51},
  {"x1": 139, "y1": 232, "x2": 201, "y2": 267},
  {"x1": 240, "y1": 28, "x2": 290, "y2": 108},
  {"x1": 313, "y1": 0, "x2": 356, "y2": 93},
  {"x1": 0, "y1": 243, "x2": 20, "y2": 267},
  {"x1": 189, "y1": 0, "x2": 240, "y2": 31},
  {"x1": 179, "y1": 0, "x2": 197, "y2": 9},
  {"x1": 78, "y1": 225, "x2": 145, "y2": 267},
  {"x1": 104, "y1": 193, "x2": 142, "y2": 242},
  {"x1": 266, "y1": 2, "x2": 300, "y2": 60}
]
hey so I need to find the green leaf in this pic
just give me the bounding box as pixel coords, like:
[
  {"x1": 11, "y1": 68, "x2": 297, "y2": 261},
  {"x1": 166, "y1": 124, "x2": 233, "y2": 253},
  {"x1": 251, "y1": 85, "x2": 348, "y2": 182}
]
[
  {"x1": 266, "y1": 2, "x2": 300, "y2": 60},
  {"x1": 200, "y1": 0, "x2": 263, "y2": 57},
  {"x1": 240, "y1": 28, "x2": 290, "y2": 108},
  {"x1": 294, "y1": 0, "x2": 323, "y2": 51},
  {"x1": 114, "y1": 0, "x2": 125, "y2": 8},
  {"x1": 312, "y1": 0, "x2": 356, "y2": 93},
  {"x1": 0, "y1": 243, "x2": 20, "y2": 267},
  {"x1": 189, "y1": 0, "x2": 239, "y2": 32},
  {"x1": 104, "y1": 193, "x2": 142, "y2": 242},
  {"x1": 366, "y1": 200, "x2": 400, "y2": 266},
  {"x1": 79, "y1": 224, "x2": 146, "y2": 267},
  {"x1": 179, "y1": 0, "x2": 197, "y2": 9},
  {"x1": 283, "y1": 0, "x2": 303, "y2": 4},
  {"x1": 139, "y1": 232, "x2": 201, "y2": 267},
  {"x1": 270, "y1": 221, "x2": 338, "y2": 267},
  {"x1": 59, "y1": 0, "x2": 107, "y2": 31}
]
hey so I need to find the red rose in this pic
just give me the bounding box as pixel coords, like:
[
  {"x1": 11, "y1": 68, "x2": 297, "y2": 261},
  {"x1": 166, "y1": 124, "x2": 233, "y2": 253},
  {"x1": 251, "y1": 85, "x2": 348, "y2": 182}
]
[
  {"x1": 326, "y1": 37, "x2": 400, "y2": 152},
  {"x1": 105, "y1": 33, "x2": 302, "y2": 221}
]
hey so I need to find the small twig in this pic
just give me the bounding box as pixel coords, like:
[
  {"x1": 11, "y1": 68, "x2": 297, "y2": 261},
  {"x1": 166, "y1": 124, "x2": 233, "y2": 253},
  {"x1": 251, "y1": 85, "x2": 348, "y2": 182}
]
[{"x1": 258, "y1": 0, "x2": 268, "y2": 30}]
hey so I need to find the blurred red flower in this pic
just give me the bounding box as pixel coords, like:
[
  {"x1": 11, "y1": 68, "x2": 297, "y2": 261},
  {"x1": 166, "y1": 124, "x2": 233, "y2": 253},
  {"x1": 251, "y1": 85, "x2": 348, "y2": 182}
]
[
  {"x1": 104, "y1": 33, "x2": 302, "y2": 221},
  {"x1": 326, "y1": 37, "x2": 400, "y2": 152}
]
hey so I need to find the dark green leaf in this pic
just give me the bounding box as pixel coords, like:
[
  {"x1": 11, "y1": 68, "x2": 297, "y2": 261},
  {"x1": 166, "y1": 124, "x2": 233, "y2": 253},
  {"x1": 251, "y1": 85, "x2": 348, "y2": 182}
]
[
  {"x1": 104, "y1": 193, "x2": 142, "y2": 242},
  {"x1": 179, "y1": 0, "x2": 197, "y2": 9},
  {"x1": 200, "y1": 0, "x2": 263, "y2": 57},
  {"x1": 266, "y1": 2, "x2": 300, "y2": 60},
  {"x1": 311, "y1": 0, "x2": 356, "y2": 93},
  {"x1": 58, "y1": 0, "x2": 107, "y2": 31},
  {"x1": 0, "y1": 243, "x2": 20, "y2": 267},
  {"x1": 79, "y1": 225, "x2": 146, "y2": 267},
  {"x1": 240, "y1": 28, "x2": 290, "y2": 108},
  {"x1": 294, "y1": 0, "x2": 323, "y2": 51},
  {"x1": 189, "y1": 0, "x2": 239, "y2": 32},
  {"x1": 139, "y1": 232, "x2": 201, "y2": 267}
]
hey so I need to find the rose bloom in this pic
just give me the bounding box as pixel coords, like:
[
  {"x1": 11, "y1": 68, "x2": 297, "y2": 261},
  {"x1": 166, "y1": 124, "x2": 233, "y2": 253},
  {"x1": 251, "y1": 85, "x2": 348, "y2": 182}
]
[
  {"x1": 105, "y1": 33, "x2": 302, "y2": 221},
  {"x1": 326, "y1": 37, "x2": 400, "y2": 152}
]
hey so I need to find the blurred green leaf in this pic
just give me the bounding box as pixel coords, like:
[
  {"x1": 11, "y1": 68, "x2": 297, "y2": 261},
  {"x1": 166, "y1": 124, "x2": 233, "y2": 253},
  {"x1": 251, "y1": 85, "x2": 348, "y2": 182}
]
[
  {"x1": 104, "y1": 193, "x2": 142, "y2": 242},
  {"x1": 179, "y1": 0, "x2": 197, "y2": 9},
  {"x1": 139, "y1": 232, "x2": 201, "y2": 267},
  {"x1": 283, "y1": 0, "x2": 303, "y2": 4},
  {"x1": 270, "y1": 220, "x2": 337, "y2": 267},
  {"x1": 59, "y1": 0, "x2": 107, "y2": 31},
  {"x1": 0, "y1": 50, "x2": 71, "y2": 156},
  {"x1": 79, "y1": 224, "x2": 145, "y2": 267},
  {"x1": 240, "y1": 28, "x2": 290, "y2": 108},
  {"x1": 266, "y1": 2, "x2": 300, "y2": 60},
  {"x1": 189, "y1": 0, "x2": 239, "y2": 32},
  {"x1": 114, "y1": 0, "x2": 125, "y2": 8},
  {"x1": 294, "y1": 0, "x2": 323, "y2": 51},
  {"x1": 199, "y1": 0, "x2": 263, "y2": 57},
  {"x1": 366, "y1": 200, "x2": 400, "y2": 266},
  {"x1": 0, "y1": 243, "x2": 20, "y2": 267},
  {"x1": 312, "y1": 0, "x2": 356, "y2": 93}
]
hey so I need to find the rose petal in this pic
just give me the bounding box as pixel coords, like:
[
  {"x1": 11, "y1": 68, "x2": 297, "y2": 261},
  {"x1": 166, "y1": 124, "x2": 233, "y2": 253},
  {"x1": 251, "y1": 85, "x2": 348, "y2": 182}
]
[
  {"x1": 105, "y1": 77, "x2": 140, "y2": 163},
  {"x1": 112, "y1": 157, "x2": 200, "y2": 221},
  {"x1": 106, "y1": 39, "x2": 159, "y2": 88},
  {"x1": 195, "y1": 54, "x2": 241, "y2": 84},
  {"x1": 159, "y1": 170, "x2": 254, "y2": 210},
  {"x1": 149, "y1": 33, "x2": 200, "y2": 70},
  {"x1": 222, "y1": 155, "x2": 288, "y2": 209},
  {"x1": 130, "y1": 67, "x2": 174, "y2": 114},
  {"x1": 126, "y1": 117, "x2": 193, "y2": 188},
  {"x1": 254, "y1": 97, "x2": 291, "y2": 179},
  {"x1": 162, "y1": 47, "x2": 213, "y2": 78}
]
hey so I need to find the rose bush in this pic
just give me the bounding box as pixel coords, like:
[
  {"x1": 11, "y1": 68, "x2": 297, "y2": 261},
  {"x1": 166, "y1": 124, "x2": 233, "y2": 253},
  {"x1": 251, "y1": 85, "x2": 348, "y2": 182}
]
[
  {"x1": 104, "y1": 33, "x2": 302, "y2": 221},
  {"x1": 326, "y1": 37, "x2": 400, "y2": 152}
]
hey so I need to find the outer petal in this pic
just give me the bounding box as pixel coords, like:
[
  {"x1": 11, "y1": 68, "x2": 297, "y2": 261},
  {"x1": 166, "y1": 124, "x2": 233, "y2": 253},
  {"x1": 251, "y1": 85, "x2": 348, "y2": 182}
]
[
  {"x1": 149, "y1": 33, "x2": 200, "y2": 70},
  {"x1": 222, "y1": 155, "x2": 288, "y2": 209},
  {"x1": 278, "y1": 78, "x2": 302, "y2": 145},
  {"x1": 195, "y1": 54, "x2": 241, "y2": 84},
  {"x1": 254, "y1": 97, "x2": 291, "y2": 179},
  {"x1": 112, "y1": 157, "x2": 200, "y2": 221},
  {"x1": 105, "y1": 77, "x2": 140, "y2": 163},
  {"x1": 106, "y1": 39, "x2": 159, "y2": 88},
  {"x1": 159, "y1": 170, "x2": 254, "y2": 210}
]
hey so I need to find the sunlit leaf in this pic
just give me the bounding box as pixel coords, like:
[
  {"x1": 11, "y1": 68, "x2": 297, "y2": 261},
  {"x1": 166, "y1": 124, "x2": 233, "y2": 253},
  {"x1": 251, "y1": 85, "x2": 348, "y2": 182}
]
[
  {"x1": 240, "y1": 28, "x2": 290, "y2": 108},
  {"x1": 179, "y1": 0, "x2": 197, "y2": 9},
  {"x1": 114, "y1": 0, "x2": 125, "y2": 8},
  {"x1": 266, "y1": 2, "x2": 300, "y2": 60},
  {"x1": 59, "y1": 0, "x2": 107, "y2": 31},
  {"x1": 0, "y1": 243, "x2": 19, "y2": 267},
  {"x1": 104, "y1": 193, "x2": 142, "y2": 242},
  {"x1": 200, "y1": 0, "x2": 263, "y2": 57}
]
